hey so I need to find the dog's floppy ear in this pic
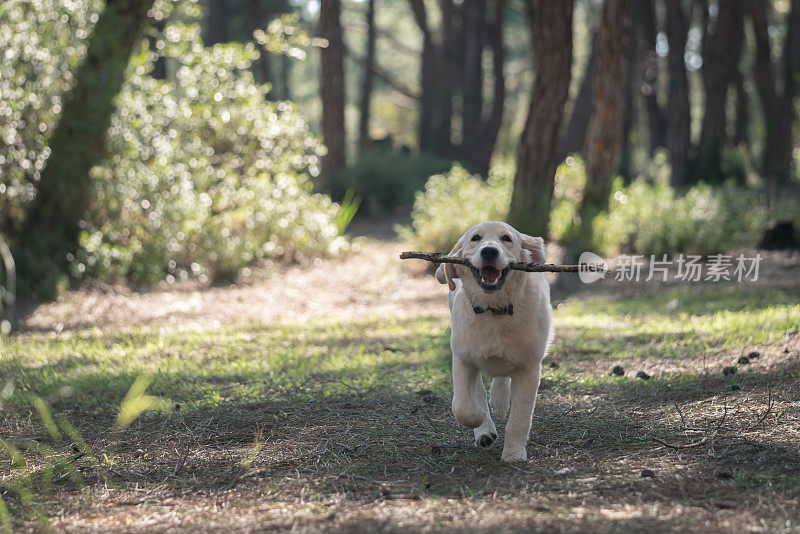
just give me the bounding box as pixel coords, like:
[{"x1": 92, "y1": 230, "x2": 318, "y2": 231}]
[
  {"x1": 435, "y1": 239, "x2": 464, "y2": 291},
  {"x1": 519, "y1": 233, "x2": 546, "y2": 264}
]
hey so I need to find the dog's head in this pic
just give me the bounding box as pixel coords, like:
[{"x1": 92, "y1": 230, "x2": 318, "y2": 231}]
[{"x1": 435, "y1": 221, "x2": 545, "y2": 303}]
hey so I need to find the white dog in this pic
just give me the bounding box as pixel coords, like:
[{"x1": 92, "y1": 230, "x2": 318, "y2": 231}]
[{"x1": 435, "y1": 221, "x2": 553, "y2": 462}]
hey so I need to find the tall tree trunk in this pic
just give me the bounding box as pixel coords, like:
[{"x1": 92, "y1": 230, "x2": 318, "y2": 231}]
[
  {"x1": 572, "y1": 0, "x2": 632, "y2": 253},
  {"x1": 732, "y1": 69, "x2": 750, "y2": 146},
  {"x1": 696, "y1": 0, "x2": 745, "y2": 183},
  {"x1": 639, "y1": 0, "x2": 665, "y2": 153},
  {"x1": 13, "y1": 0, "x2": 156, "y2": 298},
  {"x1": 618, "y1": 25, "x2": 638, "y2": 183},
  {"x1": 507, "y1": 0, "x2": 573, "y2": 238},
  {"x1": 278, "y1": 0, "x2": 291, "y2": 100},
  {"x1": 149, "y1": 17, "x2": 167, "y2": 80},
  {"x1": 207, "y1": 0, "x2": 227, "y2": 44},
  {"x1": 409, "y1": 0, "x2": 437, "y2": 153},
  {"x1": 358, "y1": 0, "x2": 376, "y2": 150},
  {"x1": 434, "y1": 0, "x2": 457, "y2": 157},
  {"x1": 319, "y1": 0, "x2": 346, "y2": 184},
  {"x1": 664, "y1": 0, "x2": 691, "y2": 187},
  {"x1": 249, "y1": 0, "x2": 273, "y2": 95},
  {"x1": 461, "y1": 0, "x2": 486, "y2": 163},
  {"x1": 473, "y1": 0, "x2": 505, "y2": 177},
  {"x1": 561, "y1": 31, "x2": 597, "y2": 158},
  {"x1": 749, "y1": 0, "x2": 795, "y2": 186}
]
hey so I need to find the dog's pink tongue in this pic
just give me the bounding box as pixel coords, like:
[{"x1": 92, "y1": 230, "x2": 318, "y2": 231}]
[{"x1": 481, "y1": 267, "x2": 499, "y2": 283}]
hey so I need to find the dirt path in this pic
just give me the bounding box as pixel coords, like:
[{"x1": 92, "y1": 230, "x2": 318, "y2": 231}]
[
  {"x1": 21, "y1": 238, "x2": 447, "y2": 333},
  {"x1": 7, "y1": 231, "x2": 800, "y2": 533}
]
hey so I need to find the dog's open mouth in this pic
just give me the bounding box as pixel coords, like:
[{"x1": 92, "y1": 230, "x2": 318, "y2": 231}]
[{"x1": 470, "y1": 265, "x2": 509, "y2": 292}]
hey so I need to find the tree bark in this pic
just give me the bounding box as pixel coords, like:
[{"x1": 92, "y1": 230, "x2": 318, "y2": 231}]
[
  {"x1": 409, "y1": 0, "x2": 437, "y2": 153},
  {"x1": 13, "y1": 0, "x2": 156, "y2": 298},
  {"x1": 572, "y1": 0, "x2": 632, "y2": 252},
  {"x1": 507, "y1": 0, "x2": 573, "y2": 238},
  {"x1": 732, "y1": 69, "x2": 750, "y2": 146},
  {"x1": 149, "y1": 17, "x2": 167, "y2": 80},
  {"x1": 433, "y1": 0, "x2": 457, "y2": 156},
  {"x1": 561, "y1": 31, "x2": 597, "y2": 158},
  {"x1": 664, "y1": 0, "x2": 691, "y2": 187},
  {"x1": 461, "y1": 0, "x2": 487, "y2": 162},
  {"x1": 278, "y1": 0, "x2": 291, "y2": 100},
  {"x1": 749, "y1": 0, "x2": 795, "y2": 186},
  {"x1": 618, "y1": 24, "x2": 638, "y2": 183},
  {"x1": 358, "y1": 0, "x2": 376, "y2": 150},
  {"x1": 248, "y1": 0, "x2": 273, "y2": 95},
  {"x1": 472, "y1": 0, "x2": 505, "y2": 177},
  {"x1": 206, "y1": 0, "x2": 227, "y2": 45},
  {"x1": 638, "y1": 0, "x2": 665, "y2": 153},
  {"x1": 319, "y1": 0, "x2": 346, "y2": 182},
  {"x1": 696, "y1": 0, "x2": 745, "y2": 183}
]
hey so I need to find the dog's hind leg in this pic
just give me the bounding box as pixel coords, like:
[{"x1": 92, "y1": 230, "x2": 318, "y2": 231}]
[
  {"x1": 489, "y1": 377, "x2": 511, "y2": 419},
  {"x1": 472, "y1": 376, "x2": 497, "y2": 448}
]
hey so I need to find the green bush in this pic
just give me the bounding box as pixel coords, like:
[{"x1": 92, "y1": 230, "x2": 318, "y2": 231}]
[
  {"x1": 592, "y1": 178, "x2": 780, "y2": 256},
  {"x1": 0, "y1": 0, "x2": 103, "y2": 233},
  {"x1": 76, "y1": 15, "x2": 349, "y2": 285},
  {"x1": 397, "y1": 164, "x2": 512, "y2": 253},
  {"x1": 342, "y1": 149, "x2": 453, "y2": 216},
  {"x1": 0, "y1": 0, "x2": 350, "y2": 286},
  {"x1": 549, "y1": 156, "x2": 587, "y2": 242}
]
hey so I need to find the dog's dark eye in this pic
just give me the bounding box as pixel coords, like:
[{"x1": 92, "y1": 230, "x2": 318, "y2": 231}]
[
  {"x1": 471, "y1": 234, "x2": 481, "y2": 242},
  {"x1": 501, "y1": 235, "x2": 512, "y2": 242}
]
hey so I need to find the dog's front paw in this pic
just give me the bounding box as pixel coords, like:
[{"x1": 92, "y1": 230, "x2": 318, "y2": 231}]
[
  {"x1": 501, "y1": 445, "x2": 528, "y2": 462},
  {"x1": 475, "y1": 432, "x2": 497, "y2": 449}
]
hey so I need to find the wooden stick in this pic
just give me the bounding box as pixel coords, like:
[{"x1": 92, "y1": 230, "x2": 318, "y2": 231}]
[{"x1": 399, "y1": 251, "x2": 606, "y2": 273}]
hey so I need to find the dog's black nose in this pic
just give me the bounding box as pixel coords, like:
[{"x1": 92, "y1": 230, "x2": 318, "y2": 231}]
[{"x1": 480, "y1": 246, "x2": 499, "y2": 260}]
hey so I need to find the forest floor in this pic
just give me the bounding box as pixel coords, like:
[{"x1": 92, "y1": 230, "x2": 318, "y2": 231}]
[{"x1": 2, "y1": 225, "x2": 800, "y2": 533}]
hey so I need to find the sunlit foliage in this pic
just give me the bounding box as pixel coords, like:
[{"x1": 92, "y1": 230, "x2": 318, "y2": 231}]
[
  {"x1": 0, "y1": 0, "x2": 103, "y2": 232},
  {"x1": 1, "y1": 0, "x2": 349, "y2": 285},
  {"x1": 397, "y1": 165, "x2": 511, "y2": 253}
]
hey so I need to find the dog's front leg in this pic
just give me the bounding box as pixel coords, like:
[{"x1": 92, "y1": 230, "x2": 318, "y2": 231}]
[
  {"x1": 451, "y1": 356, "x2": 486, "y2": 429},
  {"x1": 501, "y1": 364, "x2": 542, "y2": 462}
]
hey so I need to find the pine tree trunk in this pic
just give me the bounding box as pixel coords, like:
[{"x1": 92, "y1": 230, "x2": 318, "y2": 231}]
[
  {"x1": 696, "y1": 0, "x2": 745, "y2": 183},
  {"x1": 732, "y1": 69, "x2": 750, "y2": 147},
  {"x1": 507, "y1": 0, "x2": 573, "y2": 238},
  {"x1": 433, "y1": 0, "x2": 456, "y2": 157},
  {"x1": 13, "y1": 0, "x2": 156, "y2": 298},
  {"x1": 409, "y1": 0, "x2": 438, "y2": 153},
  {"x1": 618, "y1": 26, "x2": 638, "y2": 183},
  {"x1": 358, "y1": 0, "x2": 376, "y2": 150},
  {"x1": 561, "y1": 31, "x2": 597, "y2": 158},
  {"x1": 249, "y1": 0, "x2": 273, "y2": 95},
  {"x1": 319, "y1": 0, "x2": 346, "y2": 182},
  {"x1": 749, "y1": 0, "x2": 794, "y2": 186},
  {"x1": 207, "y1": 0, "x2": 226, "y2": 44},
  {"x1": 472, "y1": 0, "x2": 505, "y2": 177},
  {"x1": 664, "y1": 0, "x2": 691, "y2": 187},
  {"x1": 639, "y1": 0, "x2": 665, "y2": 153},
  {"x1": 461, "y1": 0, "x2": 486, "y2": 163},
  {"x1": 573, "y1": 0, "x2": 632, "y2": 252}
]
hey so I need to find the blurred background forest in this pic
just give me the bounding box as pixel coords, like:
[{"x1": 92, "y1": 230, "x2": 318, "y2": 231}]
[{"x1": 1, "y1": 0, "x2": 799, "y2": 301}]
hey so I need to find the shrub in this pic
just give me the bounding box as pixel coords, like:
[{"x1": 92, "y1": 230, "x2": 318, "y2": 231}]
[
  {"x1": 342, "y1": 149, "x2": 453, "y2": 217},
  {"x1": 0, "y1": 0, "x2": 103, "y2": 233},
  {"x1": 592, "y1": 179, "x2": 778, "y2": 256},
  {"x1": 1, "y1": 0, "x2": 351, "y2": 286},
  {"x1": 397, "y1": 165, "x2": 512, "y2": 253},
  {"x1": 549, "y1": 156, "x2": 587, "y2": 242},
  {"x1": 71, "y1": 4, "x2": 349, "y2": 285}
]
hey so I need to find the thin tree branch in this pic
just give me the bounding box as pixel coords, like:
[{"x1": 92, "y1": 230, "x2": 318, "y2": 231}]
[
  {"x1": 345, "y1": 49, "x2": 420, "y2": 100},
  {"x1": 399, "y1": 251, "x2": 606, "y2": 274}
]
